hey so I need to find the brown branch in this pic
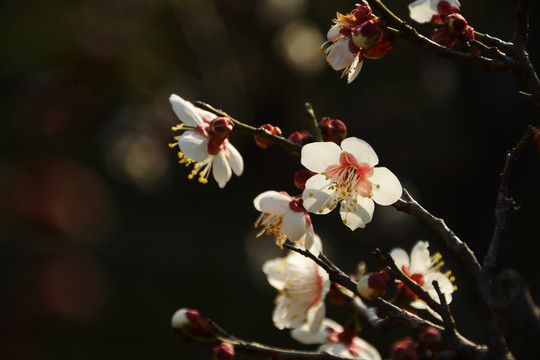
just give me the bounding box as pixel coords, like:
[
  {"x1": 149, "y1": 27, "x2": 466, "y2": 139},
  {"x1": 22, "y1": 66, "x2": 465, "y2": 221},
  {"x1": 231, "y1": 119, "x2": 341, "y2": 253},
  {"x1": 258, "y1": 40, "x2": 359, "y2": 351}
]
[
  {"x1": 305, "y1": 102, "x2": 322, "y2": 142},
  {"x1": 195, "y1": 101, "x2": 302, "y2": 153},
  {"x1": 483, "y1": 125, "x2": 538, "y2": 275},
  {"x1": 234, "y1": 341, "x2": 349, "y2": 360},
  {"x1": 432, "y1": 280, "x2": 457, "y2": 335},
  {"x1": 392, "y1": 190, "x2": 483, "y2": 280},
  {"x1": 514, "y1": 0, "x2": 530, "y2": 50}
]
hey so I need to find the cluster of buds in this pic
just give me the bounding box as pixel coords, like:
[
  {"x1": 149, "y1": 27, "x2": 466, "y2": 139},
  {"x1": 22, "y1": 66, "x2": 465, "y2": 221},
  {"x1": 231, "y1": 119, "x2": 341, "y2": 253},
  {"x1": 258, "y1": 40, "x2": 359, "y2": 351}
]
[
  {"x1": 357, "y1": 270, "x2": 393, "y2": 300},
  {"x1": 430, "y1": 1, "x2": 474, "y2": 48},
  {"x1": 390, "y1": 327, "x2": 442, "y2": 360},
  {"x1": 324, "y1": 1, "x2": 393, "y2": 83},
  {"x1": 254, "y1": 123, "x2": 282, "y2": 149}
]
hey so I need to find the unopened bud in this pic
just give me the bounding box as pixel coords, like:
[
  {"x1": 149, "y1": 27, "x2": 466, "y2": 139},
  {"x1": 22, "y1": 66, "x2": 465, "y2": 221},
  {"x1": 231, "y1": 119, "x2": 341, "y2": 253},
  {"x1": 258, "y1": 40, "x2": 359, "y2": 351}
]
[
  {"x1": 445, "y1": 13, "x2": 468, "y2": 35},
  {"x1": 352, "y1": 19, "x2": 385, "y2": 50},
  {"x1": 418, "y1": 327, "x2": 442, "y2": 353},
  {"x1": 320, "y1": 117, "x2": 347, "y2": 144},
  {"x1": 171, "y1": 308, "x2": 214, "y2": 339},
  {"x1": 357, "y1": 271, "x2": 393, "y2": 300},
  {"x1": 294, "y1": 169, "x2": 316, "y2": 190},
  {"x1": 391, "y1": 337, "x2": 419, "y2": 360},
  {"x1": 209, "y1": 117, "x2": 234, "y2": 138},
  {"x1": 431, "y1": 27, "x2": 457, "y2": 48},
  {"x1": 533, "y1": 129, "x2": 540, "y2": 152},
  {"x1": 288, "y1": 131, "x2": 314, "y2": 155},
  {"x1": 437, "y1": 0, "x2": 460, "y2": 19},
  {"x1": 211, "y1": 342, "x2": 235, "y2": 360},
  {"x1": 254, "y1": 124, "x2": 282, "y2": 149}
]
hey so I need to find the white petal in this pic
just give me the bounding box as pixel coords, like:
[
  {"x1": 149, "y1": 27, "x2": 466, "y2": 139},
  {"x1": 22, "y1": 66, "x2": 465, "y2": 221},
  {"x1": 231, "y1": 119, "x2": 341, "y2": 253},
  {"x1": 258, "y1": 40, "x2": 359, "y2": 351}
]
[
  {"x1": 326, "y1": 38, "x2": 355, "y2": 70},
  {"x1": 340, "y1": 195, "x2": 374, "y2": 230},
  {"x1": 262, "y1": 257, "x2": 287, "y2": 290},
  {"x1": 226, "y1": 143, "x2": 244, "y2": 176},
  {"x1": 254, "y1": 191, "x2": 290, "y2": 214},
  {"x1": 409, "y1": 241, "x2": 431, "y2": 274},
  {"x1": 389, "y1": 248, "x2": 410, "y2": 271},
  {"x1": 302, "y1": 174, "x2": 334, "y2": 214},
  {"x1": 291, "y1": 318, "x2": 342, "y2": 345},
  {"x1": 282, "y1": 211, "x2": 308, "y2": 242},
  {"x1": 340, "y1": 137, "x2": 379, "y2": 166},
  {"x1": 327, "y1": 25, "x2": 342, "y2": 42},
  {"x1": 301, "y1": 141, "x2": 343, "y2": 173},
  {"x1": 309, "y1": 233, "x2": 323, "y2": 254},
  {"x1": 425, "y1": 272, "x2": 454, "y2": 304},
  {"x1": 306, "y1": 301, "x2": 326, "y2": 334},
  {"x1": 370, "y1": 167, "x2": 402, "y2": 205},
  {"x1": 169, "y1": 94, "x2": 204, "y2": 126},
  {"x1": 351, "y1": 337, "x2": 383, "y2": 360},
  {"x1": 212, "y1": 151, "x2": 232, "y2": 188},
  {"x1": 302, "y1": 225, "x2": 315, "y2": 251},
  {"x1": 272, "y1": 296, "x2": 307, "y2": 330},
  {"x1": 178, "y1": 132, "x2": 209, "y2": 162},
  {"x1": 408, "y1": 0, "x2": 436, "y2": 23},
  {"x1": 347, "y1": 55, "x2": 363, "y2": 84}
]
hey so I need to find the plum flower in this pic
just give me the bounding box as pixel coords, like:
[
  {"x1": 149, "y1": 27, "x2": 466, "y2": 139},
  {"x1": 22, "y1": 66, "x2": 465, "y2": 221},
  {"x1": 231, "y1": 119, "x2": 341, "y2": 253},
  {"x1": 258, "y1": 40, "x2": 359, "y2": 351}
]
[
  {"x1": 390, "y1": 241, "x2": 456, "y2": 314},
  {"x1": 409, "y1": 0, "x2": 461, "y2": 23},
  {"x1": 169, "y1": 94, "x2": 243, "y2": 188},
  {"x1": 254, "y1": 191, "x2": 314, "y2": 249},
  {"x1": 291, "y1": 318, "x2": 381, "y2": 360},
  {"x1": 301, "y1": 137, "x2": 402, "y2": 231},
  {"x1": 262, "y1": 235, "x2": 330, "y2": 333}
]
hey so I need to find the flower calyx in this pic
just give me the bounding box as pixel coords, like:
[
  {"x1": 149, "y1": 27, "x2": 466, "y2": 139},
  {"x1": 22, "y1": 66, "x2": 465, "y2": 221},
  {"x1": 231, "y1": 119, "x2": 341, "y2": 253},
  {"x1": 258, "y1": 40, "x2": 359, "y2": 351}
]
[{"x1": 211, "y1": 342, "x2": 235, "y2": 360}]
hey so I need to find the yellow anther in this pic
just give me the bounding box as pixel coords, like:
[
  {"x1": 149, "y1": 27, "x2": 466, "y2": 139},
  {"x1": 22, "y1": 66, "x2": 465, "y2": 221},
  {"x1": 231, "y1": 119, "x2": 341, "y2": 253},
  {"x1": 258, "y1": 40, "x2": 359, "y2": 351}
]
[
  {"x1": 174, "y1": 136, "x2": 179, "y2": 140},
  {"x1": 168, "y1": 143, "x2": 176, "y2": 148},
  {"x1": 187, "y1": 174, "x2": 194, "y2": 179},
  {"x1": 343, "y1": 219, "x2": 348, "y2": 224},
  {"x1": 445, "y1": 270, "x2": 452, "y2": 277},
  {"x1": 277, "y1": 267, "x2": 283, "y2": 274},
  {"x1": 309, "y1": 192, "x2": 314, "y2": 197},
  {"x1": 453, "y1": 285, "x2": 458, "y2": 291},
  {"x1": 376, "y1": 184, "x2": 380, "y2": 189},
  {"x1": 287, "y1": 280, "x2": 292, "y2": 286},
  {"x1": 449, "y1": 276, "x2": 455, "y2": 282},
  {"x1": 318, "y1": 209, "x2": 323, "y2": 213}
]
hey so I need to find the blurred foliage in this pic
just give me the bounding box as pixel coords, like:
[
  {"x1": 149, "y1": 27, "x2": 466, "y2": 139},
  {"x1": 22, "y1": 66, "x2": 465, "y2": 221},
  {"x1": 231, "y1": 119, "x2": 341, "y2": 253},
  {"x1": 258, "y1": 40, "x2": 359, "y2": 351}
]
[{"x1": 1, "y1": 0, "x2": 539, "y2": 359}]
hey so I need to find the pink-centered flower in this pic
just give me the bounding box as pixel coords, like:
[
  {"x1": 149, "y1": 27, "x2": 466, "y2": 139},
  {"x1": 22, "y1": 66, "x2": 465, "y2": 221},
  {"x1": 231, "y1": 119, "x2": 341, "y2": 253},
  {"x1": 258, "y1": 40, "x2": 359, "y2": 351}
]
[
  {"x1": 262, "y1": 235, "x2": 330, "y2": 333},
  {"x1": 169, "y1": 94, "x2": 243, "y2": 188},
  {"x1": 254, "y1": 191, "x2": 314, "y2": 249},
  {"x1": 291, "y1": 318, "x2": 381, "y2": 360},
  {"x1": 301, "y1": 137, "x2": 402, "y2": 231},
  {"x1": 409, "y1": 0, "x2": 461, "y2": 23},
  {"x1": 390, "y1": 241, "x2": 456, "y2": 316}
]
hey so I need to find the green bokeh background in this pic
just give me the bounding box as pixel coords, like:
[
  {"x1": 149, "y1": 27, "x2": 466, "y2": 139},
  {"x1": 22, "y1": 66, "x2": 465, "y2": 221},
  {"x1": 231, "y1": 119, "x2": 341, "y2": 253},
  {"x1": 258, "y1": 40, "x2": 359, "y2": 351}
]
[{"x1": 1, "y1": 0, "x2": 539, "y2": 359}]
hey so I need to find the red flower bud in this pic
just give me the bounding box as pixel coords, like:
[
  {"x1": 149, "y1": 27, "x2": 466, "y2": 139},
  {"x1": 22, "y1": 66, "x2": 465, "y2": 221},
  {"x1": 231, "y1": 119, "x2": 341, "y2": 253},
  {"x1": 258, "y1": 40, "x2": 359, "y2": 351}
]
[
  {"x1": 320, "y1": 117, "x2": 347, "y2": 145},
  {"x1": 445, "y1": 13, "x2": 468, "y2": 35},
  {"x1": 533, "y1": 129, "x2": 540, "y2": 152},
  {"x1": 391, "y1": 337, "x2": 419, "y2": 360},
  {"x1": 254, "y1": 123, "x2": 282, "y2": 149},
  {"x1": 294, "y1": 169, "x2": 316, "y2": 190},
  {"x1": 357, "y1": 270, "x2": 393, "y2": 300},
  {"x1": 211, "y1": 342, "x2": 235, "y2": 360},
  {"x1": 437, "y1": 1, "x2": 460, "y2": 19},
  {"x1": 418, "y1": 327, "x2": 442, "y2": 353},
  {"x1": 209, "y1": 117, "x2": 234, "y2": 138},
  {"x1": 171, "y1": 308, "x2": 214, "y2": 340},
  {"x1": 287, "y1": 131, "x2": 314, "y2": 155}
]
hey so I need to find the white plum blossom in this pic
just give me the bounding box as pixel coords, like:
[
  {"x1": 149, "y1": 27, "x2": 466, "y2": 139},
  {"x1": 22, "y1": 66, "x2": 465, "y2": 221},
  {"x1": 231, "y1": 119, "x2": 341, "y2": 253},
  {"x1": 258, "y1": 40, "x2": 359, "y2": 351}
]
[
  {"x1": 409, "y1": 0, "x2": 461, "y2": 23},
  {"x1": 324, "y1": 33, "x2": 364, "y2": 84},
  {"x1": 254, "y1": 190, "x2": 315, "y2": 249},
  {"x1": 390, "y1": 240, "x2": 456, "y2": 314},
  {"x1": 301, "y1": 137, "x2": 402, "y2": 231},
  {"x1": 292, "y1": 318, "x2": 381, "y2": 360},
  {"x1": 262, "y1": 235, "x2": 330, "y2": 334},
  {"x1": 169, "y1": 94, "x2": 243, "y2": 188}
]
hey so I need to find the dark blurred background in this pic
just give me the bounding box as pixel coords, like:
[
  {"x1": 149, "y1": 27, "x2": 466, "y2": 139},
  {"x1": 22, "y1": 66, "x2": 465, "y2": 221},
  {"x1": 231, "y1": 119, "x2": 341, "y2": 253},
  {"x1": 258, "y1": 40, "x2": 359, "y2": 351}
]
[{"x1": 1, "y1": 0, "x2": 539, "y2": 359}]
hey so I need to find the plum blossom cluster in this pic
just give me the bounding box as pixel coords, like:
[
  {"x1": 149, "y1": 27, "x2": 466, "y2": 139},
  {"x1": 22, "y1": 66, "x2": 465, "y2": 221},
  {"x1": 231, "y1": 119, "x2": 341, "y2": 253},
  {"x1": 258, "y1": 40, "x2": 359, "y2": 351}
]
[
  {"x1": 324, "y1": 1, "x2": 393, "y2": 83},
  {"x1": 169, "y1": 94, "x2": 243, "y2": 188},
  {"x1": 409, "y1": 0, "x2": 474, "y2": 48}
]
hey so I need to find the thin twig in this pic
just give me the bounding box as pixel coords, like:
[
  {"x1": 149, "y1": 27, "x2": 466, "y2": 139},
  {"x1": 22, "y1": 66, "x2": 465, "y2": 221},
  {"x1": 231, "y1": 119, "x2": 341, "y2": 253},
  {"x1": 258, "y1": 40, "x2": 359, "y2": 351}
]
[
  {"x1": 432, "y1": 280, "x2": 457, "y2": 335},
  {"x1": 305, "y1": 102, "x2": 322, "y2": 142},
  {"x1": 392, "y1": 190, "x2": 483, "y2": 280},
  {"x1": 195, "y1": 101, "x2": 302, "y2": 153},
  {"x1": 514, "y1": 0, "x2": 530, "y2": 50},
  {"x1": 483, "y1": 125, "x2": 538, "y2": 276}
]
